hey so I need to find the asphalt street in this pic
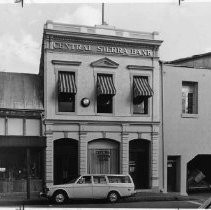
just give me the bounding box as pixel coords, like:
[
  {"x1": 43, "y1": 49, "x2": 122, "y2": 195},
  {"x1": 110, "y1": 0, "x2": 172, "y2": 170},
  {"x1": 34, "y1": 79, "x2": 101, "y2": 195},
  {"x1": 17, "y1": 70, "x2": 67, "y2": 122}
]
[
  {"x1": 0, "y1": 192, "x2": 210, "y2": 208},
  {"x1": 0, "y1": 199, "x2": 203, "y2": 209}
]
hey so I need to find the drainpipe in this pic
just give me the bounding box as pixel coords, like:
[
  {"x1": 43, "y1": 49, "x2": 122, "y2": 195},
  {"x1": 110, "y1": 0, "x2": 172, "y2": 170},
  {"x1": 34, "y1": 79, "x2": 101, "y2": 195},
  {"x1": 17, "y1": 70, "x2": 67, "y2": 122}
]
[
  {"x1": 26, "y1": 148, "x2": 31, "y2": 200},
  {"x1": 160, "y1": 61, "x2": 165, "y2": 190}
]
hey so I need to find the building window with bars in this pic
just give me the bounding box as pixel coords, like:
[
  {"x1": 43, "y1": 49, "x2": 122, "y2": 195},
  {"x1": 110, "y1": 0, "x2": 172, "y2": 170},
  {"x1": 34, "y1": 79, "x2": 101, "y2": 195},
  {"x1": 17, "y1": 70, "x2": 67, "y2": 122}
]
[
  {"x1": 182, "y1": 81, "x2": 198, "y2": 114},
  {"x1": 58, "y1": 71, "x2": 77, "y2": 112},
  {"x1": 96, "y1": 74, "x2": 116, "y2": 114},
  {"x1": 133, "y1": 76, "x2": 153, "y2": 115}
]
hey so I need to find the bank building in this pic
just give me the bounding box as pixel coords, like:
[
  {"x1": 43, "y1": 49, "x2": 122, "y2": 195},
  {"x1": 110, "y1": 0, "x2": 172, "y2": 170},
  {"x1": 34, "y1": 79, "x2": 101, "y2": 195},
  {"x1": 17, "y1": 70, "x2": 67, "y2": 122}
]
[{"x1": 40, "y1": 20, "x2": 162, "y2": 190}]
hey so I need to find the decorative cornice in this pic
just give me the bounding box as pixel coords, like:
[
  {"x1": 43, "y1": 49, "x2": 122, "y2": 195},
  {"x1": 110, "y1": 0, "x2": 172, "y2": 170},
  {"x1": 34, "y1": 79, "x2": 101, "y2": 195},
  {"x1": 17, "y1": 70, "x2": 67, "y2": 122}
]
[
  {"x1": 52, "y1": 60, "x2": 82, "y2": 66},
  {"x1": 127, "y1": 65, "x2": 154, "y2": 70},
  {"x1": 44, "y1": 29, "x2": 163, "y2": 47},
  {"x1": 90, "y1": 57, "x2": 119, "y2": 68},
  {"x1": 44, "y1": 119, "x2": 161, "y2": 126}
]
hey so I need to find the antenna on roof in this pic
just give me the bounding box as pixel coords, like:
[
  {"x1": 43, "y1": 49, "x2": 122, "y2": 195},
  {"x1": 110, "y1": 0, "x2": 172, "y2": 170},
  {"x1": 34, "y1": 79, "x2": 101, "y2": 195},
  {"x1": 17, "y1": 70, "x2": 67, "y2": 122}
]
[{"x1": 102, "y1": 3, "x2": 108, "y2": 25}]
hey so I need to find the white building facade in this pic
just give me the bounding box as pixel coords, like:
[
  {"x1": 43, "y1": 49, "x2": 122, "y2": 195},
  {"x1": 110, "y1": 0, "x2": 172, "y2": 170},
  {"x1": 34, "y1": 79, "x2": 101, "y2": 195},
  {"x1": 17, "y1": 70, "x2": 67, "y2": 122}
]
[{"x1": 40, "y1": 21, "x2": 163, "y2": 190}]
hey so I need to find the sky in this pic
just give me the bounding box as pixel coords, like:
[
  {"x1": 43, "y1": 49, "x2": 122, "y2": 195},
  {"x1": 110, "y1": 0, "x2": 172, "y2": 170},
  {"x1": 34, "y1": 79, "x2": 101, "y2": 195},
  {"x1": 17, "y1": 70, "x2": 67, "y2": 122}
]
[{"x1": 0, "y1": 0, "x2": 211, "y2": 74}]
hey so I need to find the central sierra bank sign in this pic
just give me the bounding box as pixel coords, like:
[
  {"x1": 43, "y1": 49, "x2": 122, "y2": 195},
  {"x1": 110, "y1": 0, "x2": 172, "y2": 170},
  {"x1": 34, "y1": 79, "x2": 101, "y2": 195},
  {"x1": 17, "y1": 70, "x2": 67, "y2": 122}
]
[{"x1": 53, "y1": 41, "x2": 153, "y2": 57}]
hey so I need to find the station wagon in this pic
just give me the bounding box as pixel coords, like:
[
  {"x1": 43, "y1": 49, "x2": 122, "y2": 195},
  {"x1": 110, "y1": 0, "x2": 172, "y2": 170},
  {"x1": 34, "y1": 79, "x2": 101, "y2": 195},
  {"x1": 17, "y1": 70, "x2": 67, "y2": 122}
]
[{"x1": 41, "y1": 174, "x2": 136, "y2": 204}]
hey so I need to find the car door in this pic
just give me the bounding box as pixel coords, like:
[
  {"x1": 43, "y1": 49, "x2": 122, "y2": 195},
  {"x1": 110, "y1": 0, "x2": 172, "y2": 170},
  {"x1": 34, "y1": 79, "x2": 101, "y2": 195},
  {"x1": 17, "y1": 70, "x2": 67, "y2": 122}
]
[
  {"x1": 92, "y1": 175, "x2": 109, "y2": 199},
  {"x1": 73, "y1": 176, "x2": 93, "y2": 199}
]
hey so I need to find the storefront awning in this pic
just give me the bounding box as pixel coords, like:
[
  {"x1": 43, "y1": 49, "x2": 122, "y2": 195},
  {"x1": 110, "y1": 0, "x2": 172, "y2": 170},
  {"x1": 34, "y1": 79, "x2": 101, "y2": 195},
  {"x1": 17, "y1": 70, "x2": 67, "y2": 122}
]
[
  {"x1": 133, "y1": 77, "x2": 153, "y2": 99},
  {"x1": 97, "y1": 74, "x2": 116, "y2": 96},
  {"x1": 58, "y1": 72, "x2": 77, "y2": 94}
]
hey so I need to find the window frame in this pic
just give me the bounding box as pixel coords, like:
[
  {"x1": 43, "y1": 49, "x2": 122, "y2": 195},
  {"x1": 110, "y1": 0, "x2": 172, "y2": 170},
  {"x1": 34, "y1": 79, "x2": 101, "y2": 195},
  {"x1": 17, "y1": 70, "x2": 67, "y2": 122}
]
[
  {"x1": 181, "y1": 81, "x2": 198, "y2": 118},
  {"x1": 130, "y1": 73, "x2": 152, "y2": 116},
  {"x1": 55, "y1": 68, "x2": 78, "y2": 115},
  {"x1": 94, "y1": 70, "x2": 116, "y2": 116}
]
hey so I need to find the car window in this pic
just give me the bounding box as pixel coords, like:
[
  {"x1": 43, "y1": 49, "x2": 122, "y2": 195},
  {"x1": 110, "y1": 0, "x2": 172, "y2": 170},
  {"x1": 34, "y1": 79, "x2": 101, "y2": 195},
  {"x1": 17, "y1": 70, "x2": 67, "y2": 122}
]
[
  {"x1": 67, "y1": 178, "x2": 78, "y2": 184},
  {"x1": 77, "y1": 176, "x2": 92, "y2": 184},
  {"x1": 107, "y1": 176, "x2": 132, "y2": 183},
  {"x1": 93, "y1": 176, "x2": 107, "y2": 184}
]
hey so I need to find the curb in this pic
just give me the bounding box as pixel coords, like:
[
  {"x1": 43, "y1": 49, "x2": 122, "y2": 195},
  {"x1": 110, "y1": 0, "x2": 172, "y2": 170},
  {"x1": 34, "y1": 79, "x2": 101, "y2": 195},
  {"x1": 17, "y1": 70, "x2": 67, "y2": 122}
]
[
  {"x1": 0, "y1": 194, "x2": 201, "y2": 204},
  {"x1": 123, "y1": 196, "x2": 195, "y2": 203}
]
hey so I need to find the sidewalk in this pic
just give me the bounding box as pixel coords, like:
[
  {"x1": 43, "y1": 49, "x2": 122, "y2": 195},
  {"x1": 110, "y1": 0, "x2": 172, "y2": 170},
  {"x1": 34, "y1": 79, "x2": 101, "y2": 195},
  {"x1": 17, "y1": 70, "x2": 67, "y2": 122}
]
[
  {"x1": 0, "y1": 191, "x2": 200, "y2": 205},
  {"x1": 125, "y1": 191, "x2": 198, "y2": 202}
]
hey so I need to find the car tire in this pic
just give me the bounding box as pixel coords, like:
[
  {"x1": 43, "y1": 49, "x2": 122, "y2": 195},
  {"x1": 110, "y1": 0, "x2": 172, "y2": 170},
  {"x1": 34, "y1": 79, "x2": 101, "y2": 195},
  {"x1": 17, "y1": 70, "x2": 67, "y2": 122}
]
[
  {"x1": 53, "y1": 190, "x2": 67, "y2": 204},
  {"x1": 107, "y1": 191, "x2": 119, "y2": 203}
]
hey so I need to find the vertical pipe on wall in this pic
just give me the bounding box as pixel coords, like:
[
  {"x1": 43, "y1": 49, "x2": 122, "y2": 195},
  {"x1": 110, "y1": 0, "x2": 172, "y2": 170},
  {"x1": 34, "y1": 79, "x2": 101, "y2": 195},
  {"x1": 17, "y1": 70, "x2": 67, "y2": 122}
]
[
  {"x1": 26, "y1": 148, "x2": 31, "y2": 200},
  {"x1": 160, "y1": 61, "x2": 165, "y2": 190}
]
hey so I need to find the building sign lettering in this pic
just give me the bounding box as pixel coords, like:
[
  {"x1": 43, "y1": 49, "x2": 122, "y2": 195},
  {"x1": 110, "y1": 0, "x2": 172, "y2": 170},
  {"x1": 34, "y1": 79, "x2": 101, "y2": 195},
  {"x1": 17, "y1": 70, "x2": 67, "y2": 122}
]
[
  {"x1": 53, "y1": 42, "x2": 153, "y2": 57},
  {"x1": 96, "y1": 150, "x2": 110, "y2": 161}
]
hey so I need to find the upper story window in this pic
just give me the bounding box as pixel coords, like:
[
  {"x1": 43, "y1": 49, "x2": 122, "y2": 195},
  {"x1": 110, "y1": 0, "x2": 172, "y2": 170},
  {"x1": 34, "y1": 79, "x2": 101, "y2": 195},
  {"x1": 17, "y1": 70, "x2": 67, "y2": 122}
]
[
  {"x1": 133, "y1": 76, "x2": 153, "y2": 115},
  {"x1": 182, "y1": 81, "x2": 198, "y2": 114},
  {"x1": 97, "y1": 74, "x2": 116, "y2": 114},
  {"x1": 58, "y1": 71, "x2": 77, "y2": 112}
]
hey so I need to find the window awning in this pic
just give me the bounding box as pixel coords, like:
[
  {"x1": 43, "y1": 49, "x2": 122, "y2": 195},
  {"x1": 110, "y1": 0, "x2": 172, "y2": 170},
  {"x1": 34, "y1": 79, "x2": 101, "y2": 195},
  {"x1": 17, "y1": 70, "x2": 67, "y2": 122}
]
[
  {"x1": 97, "y1": 74, "x2": 116, "y2": 96},
  {"x1": 58, "y1": 72, "x2": 77, "y2": 94},
  {"x1": 133, "y1": 77, "x2": 153, "y2": 99}
]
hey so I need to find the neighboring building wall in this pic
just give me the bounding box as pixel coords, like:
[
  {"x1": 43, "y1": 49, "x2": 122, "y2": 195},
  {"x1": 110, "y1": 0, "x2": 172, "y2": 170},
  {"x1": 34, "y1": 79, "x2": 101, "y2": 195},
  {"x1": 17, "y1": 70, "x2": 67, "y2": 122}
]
[
  {"x1": 162, "y1": 64, "x2": 211, "y2": 194},
  {"x1": 167, "y1": 53, "x2": 211, "y2": 69},
  {"x1": 42, "y1": 21, "x2": 162, "y2": 190},
  {"x1": 0, "y1": 72, "x2": 43, "y2": 110},
  {"x1": 0, "y1": 72, "x2": 45, "y2": 197}
]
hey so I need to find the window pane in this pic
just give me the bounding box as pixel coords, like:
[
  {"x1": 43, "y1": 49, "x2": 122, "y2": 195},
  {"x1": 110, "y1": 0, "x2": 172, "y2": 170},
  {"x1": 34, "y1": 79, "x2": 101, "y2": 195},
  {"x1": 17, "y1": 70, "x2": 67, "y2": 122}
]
[
  {"x1": 133, "y1": 97, "x2": 148, "y2": 114},
  {"x1": 93, "y1": 176, "x2": 107, "y2": 184},
  {"x1": 133, "y1": 76, "x2": 150, "y2": 115},
  {"x1": 107, "y1": 176, "x2": 131, "y2": 183},
  {"x1": 58, "y1": 93, "x2": 75, "y2": 112},
  {"x1": 182, "y1": 82, "x2": 198, "y2": 114},
  {"x1": 77, "y1": 176, "x2": 92, "y2": 184},
  {"x1": 97, "y1": 95, "x2": 113, "y2": 113}
]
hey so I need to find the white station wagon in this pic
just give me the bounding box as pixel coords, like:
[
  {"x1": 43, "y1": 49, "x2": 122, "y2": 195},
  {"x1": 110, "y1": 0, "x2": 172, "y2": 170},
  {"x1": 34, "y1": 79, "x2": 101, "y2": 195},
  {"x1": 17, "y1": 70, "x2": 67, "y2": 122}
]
[{"x1": 41, "y1": 174, "x2": 136, "y2": 204}]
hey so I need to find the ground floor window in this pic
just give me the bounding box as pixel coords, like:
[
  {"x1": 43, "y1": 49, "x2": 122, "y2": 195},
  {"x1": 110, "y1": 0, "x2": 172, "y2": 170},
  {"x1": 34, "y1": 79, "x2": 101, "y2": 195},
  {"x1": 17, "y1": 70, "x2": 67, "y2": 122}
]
[
  {"x1": 0, "y1": 147, "x2": 43, "y2": 193},
  {"x1": 88, "y1": 139, "x2": 119, "y2": 174}
]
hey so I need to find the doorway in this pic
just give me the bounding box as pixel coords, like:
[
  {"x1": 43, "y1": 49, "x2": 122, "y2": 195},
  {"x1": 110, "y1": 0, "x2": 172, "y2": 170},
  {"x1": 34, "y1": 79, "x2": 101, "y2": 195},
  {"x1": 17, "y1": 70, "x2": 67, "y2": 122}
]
[
  {"x1": 88, "y1": 139, "x2": 119, "y2": 174},
  {"x1": 167, "y1": 156, "x2": 180, "y2": 192},
  {"x1": 129, "y1": 139, "x2": 150, "y2": 189},
  {"x1": 54, "y1": 138, "x2": 78, "y2": 185}
]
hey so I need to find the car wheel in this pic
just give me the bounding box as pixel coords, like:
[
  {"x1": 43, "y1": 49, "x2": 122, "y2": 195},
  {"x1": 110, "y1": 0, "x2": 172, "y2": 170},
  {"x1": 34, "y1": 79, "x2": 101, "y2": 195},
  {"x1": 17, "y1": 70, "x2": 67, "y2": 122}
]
[
  {"x1": 107, "y1": 191, "x2": 119, "y2": 203},
  {"x1": 53, "y1": 191, "x2": 67, "y2": 204}
]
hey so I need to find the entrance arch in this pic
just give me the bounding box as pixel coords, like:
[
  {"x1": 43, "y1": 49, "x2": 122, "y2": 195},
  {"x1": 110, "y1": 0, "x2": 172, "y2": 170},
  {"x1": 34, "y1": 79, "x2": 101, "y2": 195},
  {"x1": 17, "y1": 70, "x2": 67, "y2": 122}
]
[
  {"x1": 129, "y1": 139, "x2": 150, "y2": 189},
  {"x1": 54, "y1": 138, "x2": 78, "y2": 185},
  {"x1": 88, "y1": 139, "x2": 119, "y2": 174}
]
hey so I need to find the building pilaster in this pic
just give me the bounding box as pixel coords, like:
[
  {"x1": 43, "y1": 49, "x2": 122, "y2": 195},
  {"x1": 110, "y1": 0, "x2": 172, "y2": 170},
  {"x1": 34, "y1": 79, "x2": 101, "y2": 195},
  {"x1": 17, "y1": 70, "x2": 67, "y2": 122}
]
[
  {"x1": 45, "y1": 130, "x2": 54, "y2": 186},
  {"x1": 151, "y1": 127, "x2": 159, "y2": 189},
  {"x1": 79, "y1": 131, "x2": 87, "y2": 175},
  {"x1": 121, "y1": 132, "x2": 129, "y2": 174}
]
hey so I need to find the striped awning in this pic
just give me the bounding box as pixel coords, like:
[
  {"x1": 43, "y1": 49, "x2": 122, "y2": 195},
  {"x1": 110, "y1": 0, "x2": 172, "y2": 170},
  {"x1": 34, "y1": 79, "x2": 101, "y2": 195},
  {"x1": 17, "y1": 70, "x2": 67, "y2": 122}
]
[
  {"x1": 97, "y1": 74, "x2": 116, "y2": 96},
  {"x1": 58, "y1": 72, "x2": 77, "y2": 94},
  {"x1": 133, "y1": 76, "x2": 153, "y2": 99}
]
